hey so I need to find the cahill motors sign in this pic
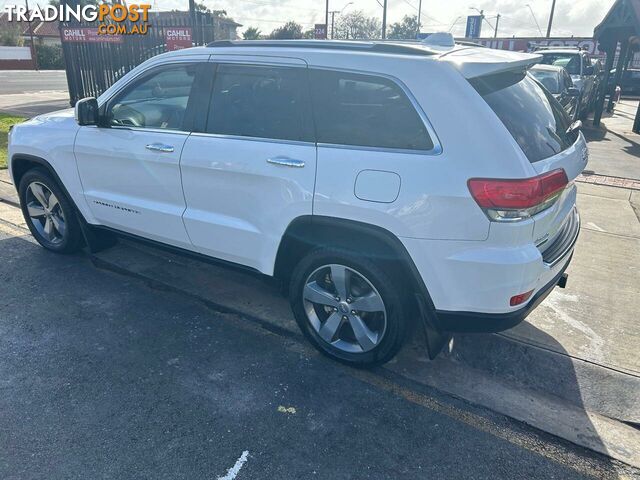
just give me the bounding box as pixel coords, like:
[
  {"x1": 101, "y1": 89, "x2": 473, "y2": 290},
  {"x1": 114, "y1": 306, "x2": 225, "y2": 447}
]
[{"x1": 3, "y1": 3, "x2": 152, "y2": 36}]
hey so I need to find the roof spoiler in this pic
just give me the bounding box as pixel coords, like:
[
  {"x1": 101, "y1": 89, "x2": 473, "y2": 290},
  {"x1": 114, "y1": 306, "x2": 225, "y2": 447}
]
[{"x1": 438, "y1": 47, "x2": 541, "y2": 79}]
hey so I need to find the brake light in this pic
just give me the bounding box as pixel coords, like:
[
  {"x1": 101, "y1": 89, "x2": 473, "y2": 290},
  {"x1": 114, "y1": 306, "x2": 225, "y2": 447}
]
[{"x1": 468, "y1": 169, "x2": 568, "y2": 221}]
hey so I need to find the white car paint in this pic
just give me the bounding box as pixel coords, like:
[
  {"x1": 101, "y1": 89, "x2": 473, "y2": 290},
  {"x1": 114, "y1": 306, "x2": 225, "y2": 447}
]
[{"x1": 8, "y1": 40, "x2": 586, "y2": 320}]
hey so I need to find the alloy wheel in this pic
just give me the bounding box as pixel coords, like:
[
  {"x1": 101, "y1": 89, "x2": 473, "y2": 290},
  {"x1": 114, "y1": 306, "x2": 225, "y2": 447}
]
[
  {"x1": 302, "y1": 264, "x2": 387, "y2": 353},
  {"x1": 25, "y1": 182, "x2": 67, "y2": 244}
]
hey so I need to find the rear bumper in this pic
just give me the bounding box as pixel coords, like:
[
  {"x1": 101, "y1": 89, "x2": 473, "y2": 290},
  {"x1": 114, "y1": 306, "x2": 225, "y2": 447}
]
[{"x1": 431, "y1": 252, "x2": 573, "y2": 332}]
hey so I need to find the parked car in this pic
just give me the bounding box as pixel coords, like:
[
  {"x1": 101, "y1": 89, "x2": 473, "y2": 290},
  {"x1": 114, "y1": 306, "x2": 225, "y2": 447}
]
[
  {"x1": 608, "y1": 67, "x2": 640, "y2": 95},
  {"x1": 8, "y1": 39, "x2": 587, "y2": 366},
  {"x1": 534, "y1": 47, "x2": 598, "y2": 118},
  {"x1": 529, "y1": 64, "x2": 580, "y2": 119}
]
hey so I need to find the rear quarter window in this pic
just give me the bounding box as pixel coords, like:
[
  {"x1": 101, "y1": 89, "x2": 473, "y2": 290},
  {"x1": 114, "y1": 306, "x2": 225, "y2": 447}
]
[
  {"x1": 309, "y1": 69, "x2": 434, "y2": 151},
  {"x1": 471, "y1": 71, "x2": 579, "y2": 163}
]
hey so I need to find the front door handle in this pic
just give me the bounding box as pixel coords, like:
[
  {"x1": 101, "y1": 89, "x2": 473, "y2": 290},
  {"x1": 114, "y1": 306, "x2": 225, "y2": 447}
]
[
  {"x1": 266, "y1": 157, "x2": 305, "y2": 168},
  {"x1": 145, "y1": 143, "x2": 174, "y2": 153}
]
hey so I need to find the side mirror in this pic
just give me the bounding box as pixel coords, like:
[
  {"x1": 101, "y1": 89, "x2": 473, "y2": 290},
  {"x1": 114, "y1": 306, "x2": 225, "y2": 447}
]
[
  {"x1": 584, "y1": 65, "x2": 594, "y2": 75},
  {"x1": 75, "y1": 97, "x2": 99, "y2": 126},
  {"x1": 567, "y1": 87, "x2": 580, "y2": 97}
]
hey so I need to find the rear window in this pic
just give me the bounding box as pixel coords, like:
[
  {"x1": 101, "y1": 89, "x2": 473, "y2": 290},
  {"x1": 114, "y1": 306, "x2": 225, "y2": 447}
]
[
  {"x1": 471, "y1": 71, "x2": 578, "y2": 163},
  {"x1": 528, "y1": 69, "x2": 560, "y2": 93},
  {"x1": 539, "y1": 53, "x2": 581, "y2": 76}
]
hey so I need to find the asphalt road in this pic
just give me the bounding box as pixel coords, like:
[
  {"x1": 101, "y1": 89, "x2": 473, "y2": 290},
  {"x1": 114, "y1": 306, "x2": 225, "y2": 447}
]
[
  {"x1": 0, "y1": 70, "x2": 68, "y2": 95},
  {"x1": 0, "y1": 218, "x2": 628, "y2": 480}
]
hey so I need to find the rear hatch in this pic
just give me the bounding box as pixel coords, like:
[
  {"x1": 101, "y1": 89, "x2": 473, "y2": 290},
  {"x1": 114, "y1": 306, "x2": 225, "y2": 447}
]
[{"x1": 442, "y1": 46, "x2": 588, "y2": 255}]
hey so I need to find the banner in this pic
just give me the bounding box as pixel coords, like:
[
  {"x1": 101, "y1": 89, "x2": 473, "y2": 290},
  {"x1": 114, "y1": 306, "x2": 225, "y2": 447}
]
[
  {"x1": 165, "y1": 27, "x2": 192, "y2": 51},
  {"x1": 465, "y1": 15, "x2": 482, "y2": 39},
  {"x1": 60, "y1": 27, "x2": 123, "y2": 43}
]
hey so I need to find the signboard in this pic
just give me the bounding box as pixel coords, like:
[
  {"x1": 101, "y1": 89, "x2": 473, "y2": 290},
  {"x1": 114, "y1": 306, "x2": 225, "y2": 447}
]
[
  {"x1": 61, "y1": 27, "x2": 123, "y2": 43},
  {"x1": 314, "y1": 24, "x2": 327, "y2": 40},
  {"x1": 165, "y1": 27, "x2": 192, "y2": 51},
  {"x1": 465, "y1": 15, "x2": 482, "y2": 39},
  {"x1": 457, "y1": 36, "x2": 640, "y2": 69}
]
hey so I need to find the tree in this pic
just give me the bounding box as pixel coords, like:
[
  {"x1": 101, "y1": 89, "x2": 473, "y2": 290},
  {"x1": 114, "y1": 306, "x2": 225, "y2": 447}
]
[
  {"x1": 243, "y1": 27, "x2": 261, "y2": 40},
  {"x1": 387, "y1": 15, "x2": 419, "y2": 40},
  {"x1": 303, "y1": 28, "x2": 315, "y2": 39},
  {"x1": 334, "y1": 10, "x2": 381, "y2": 40},
  {"x1": 0, "y1": 24, "x2": 22, "y2": 46},
  {"x1": 269, "y1": 21, "x2": 303, "y2": 40}
]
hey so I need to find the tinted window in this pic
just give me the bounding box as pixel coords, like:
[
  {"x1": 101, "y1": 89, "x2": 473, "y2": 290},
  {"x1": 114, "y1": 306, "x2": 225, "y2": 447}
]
[
  {"x1": 539, "y1": 53, "x2": 581, "y2": 75},
  {"x1": 472, "y1": 71, "x2": 578, "y2": 163},
  {"x1": 110, "y1": 64, "x2": 197, "y2": 130},
  {"x1": 206, "y1": 64, "x2": 311, "y2": 142},
  {"x1": 309, "y1": 69, "x2": 433, "y2": 151}
]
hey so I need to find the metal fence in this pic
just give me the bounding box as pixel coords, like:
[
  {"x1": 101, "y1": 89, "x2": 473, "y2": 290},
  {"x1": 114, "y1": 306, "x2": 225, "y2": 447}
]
[{"x1": 60, "y1": 13, "x2": 215, "y2": 105}]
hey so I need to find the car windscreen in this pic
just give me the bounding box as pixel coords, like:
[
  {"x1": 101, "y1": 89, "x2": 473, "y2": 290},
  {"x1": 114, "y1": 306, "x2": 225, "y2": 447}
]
[
  {"x1": 529, "y1": 70, "x2": 560, "y2": 93},
  {"x1": 539, "y1": 53, "x2": 581, "y2": 75},
  {"x1": 471, "y1": 70, "x2": 578, "y2": 163}
]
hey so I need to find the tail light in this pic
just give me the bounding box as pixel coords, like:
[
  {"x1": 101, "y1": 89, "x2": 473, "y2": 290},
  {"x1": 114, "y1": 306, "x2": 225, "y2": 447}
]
[{"x1": 468, "y1": 169, "x2": 568, "y2": 222}]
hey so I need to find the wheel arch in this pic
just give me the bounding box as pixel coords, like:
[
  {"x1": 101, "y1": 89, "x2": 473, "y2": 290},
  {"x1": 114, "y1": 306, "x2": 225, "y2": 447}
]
[
  {"x1": 11, "y1": 153, "x2": 88, "y2": 223},
  {"x1": 274, "y1": 215, "x2": 435, "y2": 308}
]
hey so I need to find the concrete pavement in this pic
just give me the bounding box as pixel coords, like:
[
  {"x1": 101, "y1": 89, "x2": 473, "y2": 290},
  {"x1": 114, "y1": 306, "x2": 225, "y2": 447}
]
[
  {"x1": 583, "y1": 100, "x2": 640, "y2": 180},
  {"x1": 1, "y1": 216, "x2": 629, "y2": 479}
]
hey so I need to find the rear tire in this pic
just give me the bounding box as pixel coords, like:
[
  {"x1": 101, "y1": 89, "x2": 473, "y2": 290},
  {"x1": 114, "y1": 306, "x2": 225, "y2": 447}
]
[
  {"x1": 289, "y1": 248, "x2": 409, "y2": 366},
  {"x1": 18, "y1": 168, "x2": 83, "y2": 254}
]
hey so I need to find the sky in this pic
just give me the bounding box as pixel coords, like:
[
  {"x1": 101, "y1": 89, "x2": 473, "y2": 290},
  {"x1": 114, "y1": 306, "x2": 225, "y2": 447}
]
[
  {"x1": 0, "y1": 0, "x2": 616, "y2": 38},
  {"x1": 150, "y1": 0, "x2": 616, "y2": 38}
]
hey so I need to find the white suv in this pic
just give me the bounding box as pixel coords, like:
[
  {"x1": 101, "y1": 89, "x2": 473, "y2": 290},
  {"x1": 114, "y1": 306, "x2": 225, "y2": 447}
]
[{"x1": 8, "y1": 40, "x2": 587, "y2": 365}]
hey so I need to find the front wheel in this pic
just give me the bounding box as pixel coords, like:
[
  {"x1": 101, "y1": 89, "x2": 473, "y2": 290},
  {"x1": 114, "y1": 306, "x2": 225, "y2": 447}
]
[
  {"x1": 18, "y1": 168, "x2": 83, "y2": 253},
  {"x1": 289, "y1": 248, "x2": 409, "y2": 366}
]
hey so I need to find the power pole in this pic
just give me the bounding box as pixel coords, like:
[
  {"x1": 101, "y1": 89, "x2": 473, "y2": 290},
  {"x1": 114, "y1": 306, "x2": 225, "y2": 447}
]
[
  {"x1": 546, "y1": 0, "x2": 556, "y2": 38},
  {"x1": 494, "y1": 13, "x2": 500, "y2": 37},
  {"x1": 325, "y1": 0, "x2": 330, "y2": 39},
  {"x1": 24, "y1": 0, "x2": 38, "y2": 70},
  {"x1": 330, "y1": 10, "x2": 338, "y2": 39},
  {"x1": 417, "y1": 0, "x2": 422, "y2": 38},
  {"x1": 381, "y1": 0, "x2": 388, "y2": 39}
]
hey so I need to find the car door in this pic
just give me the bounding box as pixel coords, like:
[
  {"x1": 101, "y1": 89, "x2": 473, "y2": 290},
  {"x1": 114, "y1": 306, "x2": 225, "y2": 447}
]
[
  {"x1": 179, "y1": 58, "x2": 317, "y2": 273},
  {"x1": 75, "y1": 60, "x2": 207, "y2": 248}
]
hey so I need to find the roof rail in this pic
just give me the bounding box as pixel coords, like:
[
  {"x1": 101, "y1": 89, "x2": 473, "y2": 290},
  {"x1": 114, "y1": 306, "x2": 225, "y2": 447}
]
[
  {"x1": 205, "y1": 40, "x2": 437, "y2": 57},
  {"x1": 532, "y1": 45, "x2": 581, "y2": 51}
]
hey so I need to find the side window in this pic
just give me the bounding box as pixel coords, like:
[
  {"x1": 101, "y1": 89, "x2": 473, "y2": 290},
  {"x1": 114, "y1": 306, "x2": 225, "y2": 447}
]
[
  {"x1": 309, "y1": 69, "x2": 434, "y2": 151},
  {"x1": 109, "y1": 64, "x2": 197, "y2": 130},
  {"x1": 206, "y1": 64, "x2": 312, "y2": 142}
]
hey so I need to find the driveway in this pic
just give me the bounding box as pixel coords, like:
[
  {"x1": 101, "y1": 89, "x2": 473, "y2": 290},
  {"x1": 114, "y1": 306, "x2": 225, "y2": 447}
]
[{"x1": 0, "y1": 211, "x2": 627, "y2": 480}]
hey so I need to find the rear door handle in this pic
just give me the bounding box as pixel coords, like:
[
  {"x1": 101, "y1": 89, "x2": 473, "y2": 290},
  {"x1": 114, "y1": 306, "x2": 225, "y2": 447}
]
[
  {"x1": 266, "y1": 157, "x2": 305, "y2": 168},
  {"x1": 145, "y1": 143, "x2": 174, "y2": 153}
]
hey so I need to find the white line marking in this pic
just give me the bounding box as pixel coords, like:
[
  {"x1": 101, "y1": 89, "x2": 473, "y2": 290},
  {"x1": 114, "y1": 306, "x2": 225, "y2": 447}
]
[
  {"x1": 586, "y1": 222, "x2": 606, "y2": 232},
  {"x1": 216, "y1": 451, "x2": 249, "y2": 480}
]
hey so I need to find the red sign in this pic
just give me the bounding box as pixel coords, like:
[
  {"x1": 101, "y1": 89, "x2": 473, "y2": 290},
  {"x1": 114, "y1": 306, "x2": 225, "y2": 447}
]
[
  {"x1": 61, "y1": 27, "x2": 123, "y2": 44},
  {"x1": 165, "y1": 28, "x2": 192, "y2": 51},
  {"x1": 314, "y1": 24, "x2": 327, "y2": 40}
]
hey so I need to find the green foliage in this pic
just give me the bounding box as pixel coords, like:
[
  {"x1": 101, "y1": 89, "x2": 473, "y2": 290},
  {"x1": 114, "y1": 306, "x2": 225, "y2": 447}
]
[
  {"x1": 0, "y1": 24, "x2": 23, "y2": 46},
  {"x1": 333, "y1": 10, "x2": 381, "y2": 40},
  {"x1": 36, "y1": 44, "x2": 64, "y2": 70},
  {"x1": 269, "y1": 21, "x2": 303, "y2": 40},
  {"x1": 387, "y1": 15, "x2": 419, "y2": 40},
  {"x1": 243, "y1": 26, "x2": 261, "y2": 40},
  {"x1": 0, "y1": 114, "x2": 26, "y2": 169}
]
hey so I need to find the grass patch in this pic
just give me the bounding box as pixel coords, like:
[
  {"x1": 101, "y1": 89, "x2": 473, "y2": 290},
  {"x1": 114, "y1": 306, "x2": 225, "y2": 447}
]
[{"x1": 0, "y1": 114, "x2": 26, "y2": 169}]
